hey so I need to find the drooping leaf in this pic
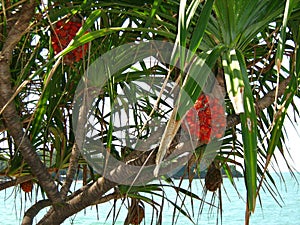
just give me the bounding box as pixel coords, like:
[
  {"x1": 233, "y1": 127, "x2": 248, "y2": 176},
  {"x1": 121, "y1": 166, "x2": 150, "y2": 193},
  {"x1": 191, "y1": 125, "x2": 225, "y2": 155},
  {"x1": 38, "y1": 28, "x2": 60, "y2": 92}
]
[
  {"x1": 189, "y1": 0, "x2": 214, "y2": 54},
  {"x1": 222, "y1": 49, "x2": 245, "y2": 114},
  {"x1": 236, "y1": 49, "x2": 258, "y2": 213}
]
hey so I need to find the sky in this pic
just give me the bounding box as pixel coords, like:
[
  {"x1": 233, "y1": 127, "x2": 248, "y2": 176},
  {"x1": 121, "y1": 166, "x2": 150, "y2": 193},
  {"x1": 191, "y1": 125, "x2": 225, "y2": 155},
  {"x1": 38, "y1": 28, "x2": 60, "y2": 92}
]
[
  {"x1": 271, "y1": 113, "x2": 300, "y2": 172},
  {"x1": 273, "y1": 46, "x2": 300, "y2": 172}
]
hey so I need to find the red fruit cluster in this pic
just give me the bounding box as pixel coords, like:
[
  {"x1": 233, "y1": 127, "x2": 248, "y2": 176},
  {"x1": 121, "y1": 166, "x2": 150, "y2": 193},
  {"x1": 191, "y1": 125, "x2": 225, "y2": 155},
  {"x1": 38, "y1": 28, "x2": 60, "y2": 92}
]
[
  {"x1": 20, "y1": 180, "x2": 33, "y2": 193},
  {"x1": 183, "y1": 94, "x2": 226, "y2": 144},
  {"x1": 51, "y1": 19, "x2": 88, "y2": 63}
]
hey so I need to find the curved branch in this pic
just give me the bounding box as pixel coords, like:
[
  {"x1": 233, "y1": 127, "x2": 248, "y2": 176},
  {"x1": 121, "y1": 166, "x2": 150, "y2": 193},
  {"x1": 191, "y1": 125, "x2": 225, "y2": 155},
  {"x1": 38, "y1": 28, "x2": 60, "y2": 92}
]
[
  {"x1": 22, "y1": 200, "x2": 51, "y2": 225},
  {"x1": 226, "y1": 74, "x2": 293, "y2": 128},
  {"x1": 255, "y1": 75, "x2": 292, "y2": 110},
  {"x1": 22, "y1": 183, "x2": 93, "y2": 225},
  {"x1": 22, "y1": 185, "x2": 122, "y2": 225},
  {"x1": 0, "y1": 0, "x2": 62, "y2": 204},
  {"x1": 37, "y1": 177, "x2": 116, "y2": 225},
  {"x1": 36, "y1": 135, "x2": 184, "y2": 224}
]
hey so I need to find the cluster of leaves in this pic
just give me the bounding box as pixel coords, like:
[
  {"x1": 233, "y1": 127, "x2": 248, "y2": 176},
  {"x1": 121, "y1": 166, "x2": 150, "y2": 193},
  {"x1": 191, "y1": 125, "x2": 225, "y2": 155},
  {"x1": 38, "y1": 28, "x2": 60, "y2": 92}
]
[{"x1": 0, "y1": 0, "x2": 299, "y2": 224}]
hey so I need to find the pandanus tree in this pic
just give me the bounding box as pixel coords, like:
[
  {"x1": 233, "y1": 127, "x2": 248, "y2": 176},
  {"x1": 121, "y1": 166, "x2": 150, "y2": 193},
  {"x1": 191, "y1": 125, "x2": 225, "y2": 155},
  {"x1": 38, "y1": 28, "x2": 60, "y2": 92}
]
[{"x1": 0, "y1": 0, "x2": 299, "y2": 224}]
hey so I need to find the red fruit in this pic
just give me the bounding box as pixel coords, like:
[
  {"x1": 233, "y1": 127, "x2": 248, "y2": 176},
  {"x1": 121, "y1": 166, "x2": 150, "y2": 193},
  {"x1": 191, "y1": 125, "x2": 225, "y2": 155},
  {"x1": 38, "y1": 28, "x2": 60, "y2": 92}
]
[
  {"x1": 59, "y1": 30, "x2": 67, "y2": 37},
  {"x1": 75, "y1": 21, "x2": 82, "y2": 28},
  {"x1": 183, "y1": 93, "x2": 226, "y2": 144},
  {"x1": 51, "y1": 18, "x2": 89, "y2": 64},
  {"x1": 54, "y1": 28, "x2": 61, "y2": 35},
  {"x1": 70, "y1": 24, "x2": 80, "y2": 33},
  {"x1": 20, "y1": 180, "x2": 33, "y2": 193},
  {"x1": 215, "y1": 133, "x2": 223, "y2": 139},
  {"x1": 59, "y1": 39, "x2": 68, "y2": 47},
  {"x1": 64, "y1": 23, "x2": 71, "y2": 30},
  {"x1": 56, "y1": 20, "x2": 64, "y2": 27},
  {"x1": 75, "y1": 51, "x2": 83, "y2": 62}
]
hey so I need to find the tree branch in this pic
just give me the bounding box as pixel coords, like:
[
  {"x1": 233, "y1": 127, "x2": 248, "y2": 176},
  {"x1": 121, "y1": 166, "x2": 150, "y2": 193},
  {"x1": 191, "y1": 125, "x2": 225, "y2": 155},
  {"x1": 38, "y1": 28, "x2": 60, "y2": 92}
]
[
  {"x1": 226, "y1": 74, "x2": 293, "y2": 128},
  {"x1": 0, "y1": 0, "x2": 62, "y2": 205},
  {"x1": 0, "y1": 174, "x2": 33, "y2": 191},
  {"x1": 59, "y1": 143, "x2": 81, "y2": 198},
  {"x1": 22, "y1": 185, "x2": 122, "y2": 225},
  {"x1": 37, "y1": 177, "x2": 116, "y2": 225},
  {"x1": 36, "y1": 133, "x2": 187, "y2": 224},
  {"x1": 22, "y1": 200, "x2": 52, "y2": 225}
]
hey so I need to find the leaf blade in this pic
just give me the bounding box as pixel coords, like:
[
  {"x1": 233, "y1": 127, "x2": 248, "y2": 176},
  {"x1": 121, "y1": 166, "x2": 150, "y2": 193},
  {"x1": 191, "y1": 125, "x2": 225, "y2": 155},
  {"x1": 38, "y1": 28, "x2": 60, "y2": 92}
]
[{"x1": 236, "y1": 49, "x2": 258, "y2": 213}]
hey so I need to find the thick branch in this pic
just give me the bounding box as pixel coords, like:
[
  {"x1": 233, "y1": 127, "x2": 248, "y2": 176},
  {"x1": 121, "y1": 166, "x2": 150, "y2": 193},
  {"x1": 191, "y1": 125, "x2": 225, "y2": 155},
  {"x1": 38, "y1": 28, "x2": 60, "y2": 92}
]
[
  {"x1": 22, "y1": 184, "x2": 93, "y2": 225},
  {"x1": 36, "y1": 135, "x2": 184, "y2": 224},
  {"x1": 37, "y1": 177, "x2": 116, "y2": 225},
  {"x1": 22, "y1": 185, "x2": 122, "y2": 225},
  {"x1": 226, "y1": 75, "x2": 293, "y2": 128},
  {"x1": 22, "y1": 200, "x2": 52, "y2": 225},
  {"x1": 0, "y1": 0, "x2": 62, "y2": 204},
  {"x1": 1, "y1": 1, "x2": 34, "y2": 60},
  {"x1": 255, "y1": 75, "x2": 293, "y2": 110}
]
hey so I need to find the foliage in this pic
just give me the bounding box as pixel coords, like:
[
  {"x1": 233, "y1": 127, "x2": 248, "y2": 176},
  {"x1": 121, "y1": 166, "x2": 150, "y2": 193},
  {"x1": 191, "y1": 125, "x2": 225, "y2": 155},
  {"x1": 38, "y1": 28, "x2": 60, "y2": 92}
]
[{"x1": 0, "y1": 0, "x2": 299, "y2": 224}]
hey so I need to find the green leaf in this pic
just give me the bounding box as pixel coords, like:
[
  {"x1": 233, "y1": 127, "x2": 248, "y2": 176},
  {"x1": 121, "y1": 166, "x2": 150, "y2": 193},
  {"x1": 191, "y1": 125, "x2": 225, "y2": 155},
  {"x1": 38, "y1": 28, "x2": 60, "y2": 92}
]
[
  {"x1": 186, "y1": 0, "x2": 201, "y2": 27},
  {"x1": 266, "y1": 75, "x2": 296, "y2": 156},
  {"x1": 236, "y1": 49, "x2": 258, "y2": 213},
  {"x1": 173, "y1": 0, "x2": 188, "y2": 72},
  {"x1": 176, "y1": 55, "x2": 211, "y2": 120},
  {"x1": 176, "y1": 45, "x2": 225, "y2": 120},
  {"x1": 222, "y1": 49, "x2": 245, "y2": 114},
  {"x1": 143, "y1": 0, "x2": 162, "y2": 32},
  {"x1": 30, "y1": 85, "x2": 50, "y2": 143},
  {"x1": 76, "y1": 9, "x2": 102, "y2": 37},
  {"x1": 189, "y1": 0, "x2": 214, "y2": 53},
  {"x1": 58, "y1": 27, "x2": 175, "y2": 58},
  {"x1": 118, "y1": 184, "x2": 162, "y2": 194},
  {"x1": 204, "y1": 44, "x2": 226, "y2": 68},
  {"x1": 213, "y1": 0, "x2": 286, "y2": 49},
  {"x1": 171, "y1": 0, "x2": 200, "y2": 69},
  {"x1": 275, "y1": 0, "x2": 295, "y2": 71},
  {"x1": 178, "y1": 0, "x2": 188, "y2": 48}
]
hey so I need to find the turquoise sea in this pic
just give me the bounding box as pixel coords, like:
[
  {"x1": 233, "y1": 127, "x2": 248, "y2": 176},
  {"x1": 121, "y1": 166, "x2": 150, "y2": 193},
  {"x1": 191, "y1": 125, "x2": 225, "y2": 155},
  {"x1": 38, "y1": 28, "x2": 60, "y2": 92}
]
[{"x1": 1, "y1": 172, "x2": 299, "y2": 225}]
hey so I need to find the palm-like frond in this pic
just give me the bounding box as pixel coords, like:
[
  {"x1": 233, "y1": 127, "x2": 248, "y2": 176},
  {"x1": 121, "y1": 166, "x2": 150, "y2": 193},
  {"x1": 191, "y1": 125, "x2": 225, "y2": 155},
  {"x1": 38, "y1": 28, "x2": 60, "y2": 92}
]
[{"x1": 0, "y1": 1, "x2": 299, "y2": 225}]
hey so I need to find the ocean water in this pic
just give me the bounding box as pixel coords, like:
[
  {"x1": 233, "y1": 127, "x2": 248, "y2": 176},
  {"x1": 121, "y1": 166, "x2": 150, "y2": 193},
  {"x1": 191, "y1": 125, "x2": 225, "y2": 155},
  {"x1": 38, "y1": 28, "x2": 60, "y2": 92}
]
[{"x1": 0, "y1": 172, "x2": 299, "y2": 225}]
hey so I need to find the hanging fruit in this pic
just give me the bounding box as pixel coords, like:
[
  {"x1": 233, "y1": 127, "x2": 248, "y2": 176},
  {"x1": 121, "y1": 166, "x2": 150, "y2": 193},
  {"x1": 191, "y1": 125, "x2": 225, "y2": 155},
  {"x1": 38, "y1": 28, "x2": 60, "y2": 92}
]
[
  {"x1": 125, "y1": 199, "x2": 145, "y2": 225},
  {"x1": 20, "y1": 180, "x2": 33, "y2": 193},
  {"x1": 51, "y1": 17, "x2": 89, "y2": 64},
  {"x1": 205, "y1": 161, "x2": 222, "y2": 192},
  {"x1": 183, "y1": 93, "x2": 226, "y2": 144}
]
